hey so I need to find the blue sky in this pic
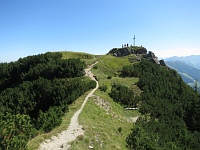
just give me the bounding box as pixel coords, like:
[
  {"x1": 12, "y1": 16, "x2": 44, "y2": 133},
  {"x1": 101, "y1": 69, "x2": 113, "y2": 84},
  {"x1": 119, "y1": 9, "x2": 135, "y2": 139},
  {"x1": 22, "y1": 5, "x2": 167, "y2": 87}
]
[{"x1": 0, "y1": 0, "x2": 200, "y2": 62}]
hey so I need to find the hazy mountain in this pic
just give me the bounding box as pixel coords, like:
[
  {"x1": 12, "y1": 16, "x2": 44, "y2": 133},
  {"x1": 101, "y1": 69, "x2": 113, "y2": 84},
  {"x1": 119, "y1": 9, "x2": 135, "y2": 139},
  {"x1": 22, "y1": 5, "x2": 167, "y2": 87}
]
[
  {"x1": 165, "y1": 61, "x2": 200, "y2": 89},
  {"x1": 165, "y1": 55, "x2": 200, "y2": 69}
]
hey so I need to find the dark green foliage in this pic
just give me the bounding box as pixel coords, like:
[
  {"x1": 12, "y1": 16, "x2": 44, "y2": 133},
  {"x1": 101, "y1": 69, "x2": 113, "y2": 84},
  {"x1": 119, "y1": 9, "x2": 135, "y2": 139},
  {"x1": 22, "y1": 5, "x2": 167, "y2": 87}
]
[
  {"x1": 121, "y1": 59, "x2": 159, "y2": 78},
  {"x1": 0, "y1": 52, "x2": 96, "y2": 149},
  {"x1": 125, "y1": 59, "x2": 200, "y2": 149},
  {"x1": 126, "y1": 120, "x2": 159, "y2": 150},
  {"x1": 35, "y1": 106, "x2": 64, "y2": 132},
  {"x1": 0, "y1": 113, "x2": 36, "y2": 150},
  {"x1": 107, "y1": 75, "x2": 112, "y2": 79},
  {"x1": 118, "y1": 127, "x2": 122, "y2": 133},
  {"x1": 93, "y1": 65, "x2": 98, "y2": 69},
  {"x1": 0, "y1": 78, "x2": 95, "y2": 131},
  {"x1": 0, "y1": 52, "x2": 85, "y2": 91},
  {"x1": 99, "y1": 84, "x2": 108, "y2": 92},
  {"x1": 109, "y1": 83, "x2": 136, "y2": 107}
]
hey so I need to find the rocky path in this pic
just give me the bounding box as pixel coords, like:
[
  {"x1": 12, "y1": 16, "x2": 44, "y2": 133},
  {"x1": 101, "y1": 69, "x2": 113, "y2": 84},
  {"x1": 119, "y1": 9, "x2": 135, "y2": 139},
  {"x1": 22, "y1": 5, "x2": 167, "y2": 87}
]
[{"x1": 39, "y1": 61, "x2": 99, "y2": 150}]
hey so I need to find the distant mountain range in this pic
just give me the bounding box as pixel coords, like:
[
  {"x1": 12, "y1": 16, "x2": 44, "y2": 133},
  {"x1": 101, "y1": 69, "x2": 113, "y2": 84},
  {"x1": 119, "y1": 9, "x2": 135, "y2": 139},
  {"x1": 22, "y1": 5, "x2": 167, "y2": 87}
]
[
  {"x1": 164, "y1": 55, "x2": 200, "y2": 89},
  {"x1": 165, "y1": 55, "x2": 200, "y2": 69}
]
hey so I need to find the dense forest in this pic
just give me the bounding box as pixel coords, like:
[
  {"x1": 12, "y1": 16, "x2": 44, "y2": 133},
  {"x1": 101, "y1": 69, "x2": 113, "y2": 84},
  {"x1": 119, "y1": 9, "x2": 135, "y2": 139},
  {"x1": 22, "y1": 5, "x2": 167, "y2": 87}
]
[
  {"x1": 0, "y1": 52, "x2": 96, "y2": 150},
  {"x1": 121, "y1": 59, "x2": 200, "y2": 149}
]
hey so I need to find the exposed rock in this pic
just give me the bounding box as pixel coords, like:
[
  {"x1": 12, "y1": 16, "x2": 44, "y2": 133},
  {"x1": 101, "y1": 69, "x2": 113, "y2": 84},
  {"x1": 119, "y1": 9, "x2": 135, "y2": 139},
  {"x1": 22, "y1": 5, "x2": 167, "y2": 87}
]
[
  {"x1": 112, "y1": 48, "x2": 131, "y2": 57},
  {"x1": 109, "y1": 46, "x2": 147, "y2": 57},
  {"x1": 159, "y1": 59, "x2": 166, "y2": 66},
  {"x1": 143, "y1": 51, "x2": 160, "y2": 65},
  {"x1": 89, "y1": 145, "x2": 94, "y2": 149},
  {"x1": 109, "y1": 46, "x2": 166, "y2": 67},
  {"x1": 93, "y1": 95, "x2": 110, "y2": 113}
]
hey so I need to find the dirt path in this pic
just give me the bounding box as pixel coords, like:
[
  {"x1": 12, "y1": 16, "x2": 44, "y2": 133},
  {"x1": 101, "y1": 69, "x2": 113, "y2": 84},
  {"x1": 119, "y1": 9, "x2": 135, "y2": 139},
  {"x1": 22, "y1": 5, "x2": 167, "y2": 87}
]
[{"x1": 39, "y1": 61, "x2": 99, "y2": 150}]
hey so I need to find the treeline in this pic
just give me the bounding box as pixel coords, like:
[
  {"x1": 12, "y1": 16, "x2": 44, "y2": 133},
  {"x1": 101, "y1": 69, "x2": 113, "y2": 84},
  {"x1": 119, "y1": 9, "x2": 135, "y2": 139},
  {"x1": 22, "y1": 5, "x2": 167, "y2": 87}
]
[
  {"x1": 0, "y1": 52, "x2": 85, "y2": 92},
  {"x1": 0, "y1": 52, "x2": 96, "y2": 150},
  {"x1": 121, "y1": 59, "x2": 200, "y2": 149}
]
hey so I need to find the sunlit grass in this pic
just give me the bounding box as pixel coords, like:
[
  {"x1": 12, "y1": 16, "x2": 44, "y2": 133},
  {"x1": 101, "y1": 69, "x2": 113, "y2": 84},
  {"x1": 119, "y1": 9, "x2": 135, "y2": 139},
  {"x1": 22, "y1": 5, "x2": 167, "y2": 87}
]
[
  {"x1": 92, "y1": 54, "x2": 141, "y2": 95},
  {"x1": 92, "y1": 54, "x2": 132, "y2": 77},
  {"x1": 70, "y1": 92, "x2": 139, "y2": 150},
  {"x1": 59, "y1": 51, "x2": 98, "y2": 66}
]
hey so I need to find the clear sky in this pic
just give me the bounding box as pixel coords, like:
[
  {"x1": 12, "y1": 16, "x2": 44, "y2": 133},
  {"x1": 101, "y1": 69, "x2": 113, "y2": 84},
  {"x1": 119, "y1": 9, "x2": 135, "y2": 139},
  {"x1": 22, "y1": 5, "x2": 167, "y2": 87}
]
[{"x1": 0, "y1": 0, "x2": 200, "y2": 62}]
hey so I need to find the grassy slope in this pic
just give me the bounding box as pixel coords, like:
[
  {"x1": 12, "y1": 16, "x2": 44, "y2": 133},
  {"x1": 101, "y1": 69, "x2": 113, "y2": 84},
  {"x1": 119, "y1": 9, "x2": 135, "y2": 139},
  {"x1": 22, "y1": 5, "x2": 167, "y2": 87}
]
[
  {"x1": 92, "y1": 54, "x2": 131, "y2": 77},
  {"x1": 70, "y1": 54, "x2": 141, "y2": 149},
  {"x1": 60, "y1": 51, "x2": 98, "y2": 66},
  {"x1": 71, "y1": 92, "x2": 139, "y2": 150},
  {"x1": 92, "y1": 54, "x2": 141, "y2": 95},
  {"x1": 27, "y1": 52, "x2": 140, "y2": 150}
]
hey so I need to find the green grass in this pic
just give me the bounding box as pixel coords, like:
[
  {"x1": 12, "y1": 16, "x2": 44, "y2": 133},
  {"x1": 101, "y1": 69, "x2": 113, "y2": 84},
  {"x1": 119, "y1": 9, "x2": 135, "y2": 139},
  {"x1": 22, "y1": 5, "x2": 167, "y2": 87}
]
[
  {"x1": 95, "y1": 90, "x2": 140, "y2": 118},
  {"x1": 70, "y1": 91, "x2": 139, "y2": 150},
  {"x1": 97, "y1": 76, "x2": 141, "y2": 96},
  {"x1": 69, "y1": 55, "x2": 141, "y2": 150},
  {"x1": 92, "y1": 54, "x2": 132, "y2": 77},
  {"x1": 59, "y1": 51, "x2": 98, "y2": 66},
  {"x1": 92, "y1": 54, "x2": 141, "y2": 95}
]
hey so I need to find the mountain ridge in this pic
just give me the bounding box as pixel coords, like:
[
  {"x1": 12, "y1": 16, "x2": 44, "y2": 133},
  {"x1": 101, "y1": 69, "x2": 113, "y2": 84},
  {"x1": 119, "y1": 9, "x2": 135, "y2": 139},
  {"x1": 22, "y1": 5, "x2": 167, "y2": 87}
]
[
  {"x1": 1, "y1": 49, "x2": 200, "y2": 150},
  {"x1": 165, "y1": 55, "x2": 200, "y2": 90},
  {"x1": 165, "y1": 55, "x2": 200, "y2": 69}
]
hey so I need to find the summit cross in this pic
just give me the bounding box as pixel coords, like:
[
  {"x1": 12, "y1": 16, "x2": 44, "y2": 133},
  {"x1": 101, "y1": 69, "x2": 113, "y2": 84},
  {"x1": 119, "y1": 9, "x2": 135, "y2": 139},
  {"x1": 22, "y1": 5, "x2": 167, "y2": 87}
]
[{"x1": 133, "y1": 35, "x2": 136, "y2": 46}]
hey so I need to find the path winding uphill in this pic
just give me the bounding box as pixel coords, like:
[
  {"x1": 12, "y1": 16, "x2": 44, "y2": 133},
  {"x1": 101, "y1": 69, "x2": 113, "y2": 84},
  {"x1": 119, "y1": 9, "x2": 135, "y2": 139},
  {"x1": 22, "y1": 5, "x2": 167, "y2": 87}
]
[{"x1": 39, "y1": 61, "x2": 99, "y2": 150}]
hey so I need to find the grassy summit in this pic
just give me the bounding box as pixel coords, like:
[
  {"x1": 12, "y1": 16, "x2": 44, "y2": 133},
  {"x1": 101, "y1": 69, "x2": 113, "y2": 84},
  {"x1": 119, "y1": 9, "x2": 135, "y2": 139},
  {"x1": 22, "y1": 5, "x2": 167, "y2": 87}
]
[{"x1": 60, "y1": 51, "x2": 97, "y2": 66}]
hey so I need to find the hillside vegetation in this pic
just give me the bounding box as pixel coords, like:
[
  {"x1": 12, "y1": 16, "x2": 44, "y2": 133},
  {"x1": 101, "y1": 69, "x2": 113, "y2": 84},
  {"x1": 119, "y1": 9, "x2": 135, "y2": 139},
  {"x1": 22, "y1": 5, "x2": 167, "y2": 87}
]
[
  {"x1": 1, "y1": 50, "x2": 200, "y2": 150},
  {"x1": 0, "y1": 52, "x2": 96, "y2": 149},
  {"x1": 122, "y1": 59, "x2": 200, "y2": 149},
  {"x1": 26, "y1": 52, "x2": 141, "y2": 150},
  {"x1": 88, "y1": 54, "x2": 200, "y2": 149},
  {"x1": 60, "y1": 51, "x2": 98, "y2": 66},
  {"x1": 68, "y1": 54, "x2": 141, "y2": 149},
  {"x1": 91, "y1": 54, "x2": 141, "y2": 93}
]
